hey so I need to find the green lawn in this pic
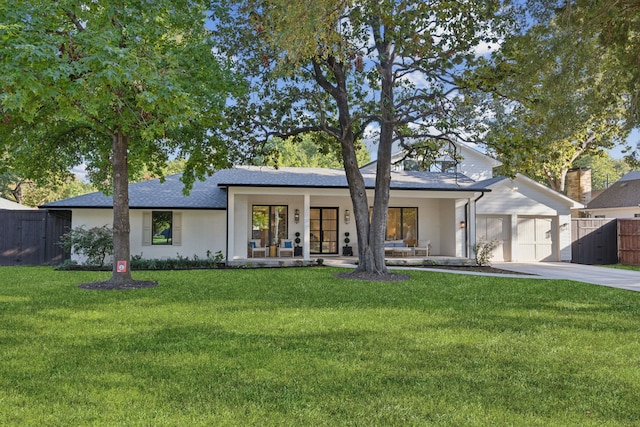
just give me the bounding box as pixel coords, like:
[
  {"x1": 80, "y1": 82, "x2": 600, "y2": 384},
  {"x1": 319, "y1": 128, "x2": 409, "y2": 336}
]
[{"x1": 1, "y1": 266, "x2": 640, "y2": 426}]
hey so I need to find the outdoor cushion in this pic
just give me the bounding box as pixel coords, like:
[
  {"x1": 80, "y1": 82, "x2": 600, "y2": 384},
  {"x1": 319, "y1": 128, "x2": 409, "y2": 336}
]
[
  {"x1": 249, "y1": 241, "x2": 256, "y2": 248},
  {"x1": 284, "y1": 241, "x2": 293, "y2": 248}
]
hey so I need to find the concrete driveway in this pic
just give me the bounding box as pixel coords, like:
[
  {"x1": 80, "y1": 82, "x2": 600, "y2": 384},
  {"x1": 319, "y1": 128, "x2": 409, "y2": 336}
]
[{"x1": 493, "y1": 262, "x2": 640, "y2": 292}]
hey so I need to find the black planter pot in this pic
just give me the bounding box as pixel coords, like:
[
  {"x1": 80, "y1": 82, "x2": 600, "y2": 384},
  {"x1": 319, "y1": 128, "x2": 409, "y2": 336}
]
[
  {"x1": 294, "y1": 246, "x2": 303, "y2": 257},
  {"x1": 342, "y1": 246, "x2": 353, "y2": 256}
]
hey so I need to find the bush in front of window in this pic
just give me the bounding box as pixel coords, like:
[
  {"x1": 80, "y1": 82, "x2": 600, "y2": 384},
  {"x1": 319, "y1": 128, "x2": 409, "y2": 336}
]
[{"x1": 59, "y1": 225, "x2": 114, "y2": 267}]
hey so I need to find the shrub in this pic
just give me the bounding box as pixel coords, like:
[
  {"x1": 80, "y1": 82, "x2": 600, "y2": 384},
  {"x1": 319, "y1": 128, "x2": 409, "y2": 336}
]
[
  {"x1": 129, "y1": 251, "x2": 225, "y2": 270},
  {"x1": 473, "y1": 240, "x2": 498, "y2": 266},
  {"x1": 59, "y1": 225, "x2": 114, "y2": 267}
]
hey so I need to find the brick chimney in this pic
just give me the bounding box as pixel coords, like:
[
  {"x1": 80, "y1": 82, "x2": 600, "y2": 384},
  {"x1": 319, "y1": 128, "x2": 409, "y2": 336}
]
[{"x1": 566, "y1": 167, "x2": 592, "y2": 205}]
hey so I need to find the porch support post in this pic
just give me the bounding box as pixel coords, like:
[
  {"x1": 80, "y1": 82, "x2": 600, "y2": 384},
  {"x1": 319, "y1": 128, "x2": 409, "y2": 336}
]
[
  {"x1": 227, "y1": 189, "x2": 235, "y2": 262},
  {"x1": 303, "y1": 193, "x2": 311, "y2": 260},
  {"x1": 468, "y1": 196, "x2": 477, "y2": 260},
  {"x1": 511, "y1": 213, "x2": 518, "y2": 262}
]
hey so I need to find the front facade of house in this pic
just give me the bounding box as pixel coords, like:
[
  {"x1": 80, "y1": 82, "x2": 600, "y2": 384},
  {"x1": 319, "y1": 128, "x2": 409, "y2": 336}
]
[{"x1": 43, "y1": 142, "x2": 581, "y2": 265}]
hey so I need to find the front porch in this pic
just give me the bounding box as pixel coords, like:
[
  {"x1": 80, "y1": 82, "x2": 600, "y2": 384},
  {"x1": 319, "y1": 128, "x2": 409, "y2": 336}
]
[{"x1": 226, "y1": 186, "x2": 481, "y2": 265}]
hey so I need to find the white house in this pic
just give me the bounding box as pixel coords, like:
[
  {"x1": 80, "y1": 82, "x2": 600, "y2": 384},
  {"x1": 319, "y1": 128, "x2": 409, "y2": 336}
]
[
  {"x1": 0, "y1": 197, "x2": 36, "y2": 210},
  {"x1": 42, "y1": 141, "x2": 582, "y2": 264},
  {"x1": 583, "y1": 171, "x2": 640, "y2": 219}
]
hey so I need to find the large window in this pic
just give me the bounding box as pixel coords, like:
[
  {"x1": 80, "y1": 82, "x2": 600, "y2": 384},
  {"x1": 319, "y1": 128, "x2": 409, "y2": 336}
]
[
  {"x1": 252, "y1": 205, "x2": 288, "y2": 246},
  {"x1": 385, "y1": 207, "x2": 418, "y2": 246},
  {"x1": 152, "y1": 211, "x2": 173, "y2": 245},
  {"x1": 143, "y1": 211, "x2": 181, "y2": 246}
]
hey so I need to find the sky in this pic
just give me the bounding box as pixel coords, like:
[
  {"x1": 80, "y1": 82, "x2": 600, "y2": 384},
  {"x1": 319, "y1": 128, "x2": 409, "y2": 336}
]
[{"x1": 609, "y1": 129, "x2": 639, "y2": 159}]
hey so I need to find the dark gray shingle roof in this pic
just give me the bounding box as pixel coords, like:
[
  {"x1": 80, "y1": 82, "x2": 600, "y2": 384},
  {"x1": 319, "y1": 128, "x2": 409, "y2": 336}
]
[
  {"x1": 42, "y1": 173, "x2": 227, "y2": 209},
  {"x1": 42, "y1": 166, "x2": 489, "y2": 210},
  {"x1": 587, "y1": 173, "x2": 640, "y2": 209},
  {"x1": 216, "y1": 166, "x2": 485, "y2": 191}
]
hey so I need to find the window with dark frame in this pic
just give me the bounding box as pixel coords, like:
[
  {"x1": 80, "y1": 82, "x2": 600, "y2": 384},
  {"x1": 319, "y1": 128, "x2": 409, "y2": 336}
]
[
  {"x1": 385, "y1": 207, "x2": 418, "y2": 245},
  {"x1": 252, "y1": 205, "x2": 288, "y2": 247},
  {"x1": 152, "y1": 211, "x2": 173, "y2": 245}
]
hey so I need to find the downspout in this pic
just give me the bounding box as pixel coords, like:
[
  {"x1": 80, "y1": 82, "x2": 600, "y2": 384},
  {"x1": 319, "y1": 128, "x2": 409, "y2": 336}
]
[
  {"x1": 224, "y1": 187, "x2": 229, "y2": 266},
  {"x1": 468, "y1": 192, "x2": 486, "y2": 259}
]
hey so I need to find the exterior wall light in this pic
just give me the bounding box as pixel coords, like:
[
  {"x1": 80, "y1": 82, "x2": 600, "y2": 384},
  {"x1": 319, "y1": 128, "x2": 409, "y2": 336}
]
[
  {"x1": 344, "y1": 209, "x2": 351, "y2": 224},
  {"x1": 459, "y1": 221, "x2": 466, "y2": 229},
  {"x1": 294, "y1": 209, "x2": 300, "y2": 223}
]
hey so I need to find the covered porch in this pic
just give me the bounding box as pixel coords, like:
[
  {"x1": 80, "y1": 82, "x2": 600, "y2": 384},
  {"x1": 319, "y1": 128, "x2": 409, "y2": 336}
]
[{"x1": 223, "y1": 186, "x2": 484, "y2": 265}]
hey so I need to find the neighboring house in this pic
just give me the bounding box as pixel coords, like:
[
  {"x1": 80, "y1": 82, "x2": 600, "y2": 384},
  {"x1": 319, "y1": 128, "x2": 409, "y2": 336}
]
[
  {"x1": 42, "y1": 142, "x2": 582, "y2": 264},
  {"x1": 584, "y1": 171, "x2": 640, "y2": 218},
  {"x1": 0, "y1": 197, "x2": 36, "y2": 210}
]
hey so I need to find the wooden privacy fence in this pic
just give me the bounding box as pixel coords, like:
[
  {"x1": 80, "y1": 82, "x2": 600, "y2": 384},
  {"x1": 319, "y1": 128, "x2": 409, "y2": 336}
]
[
  {"x1": 618, "y1": 219, "x2": 640, "y2": 265},
  {"x1": 571, "y1": 218, "x2": 618, "y2": 265},
  {"x1": 0, "y1": 210, "x2": 71, "y2": 266},
  {"x1": 572, "y1": 218, "x2": 640, "y2": 265}
]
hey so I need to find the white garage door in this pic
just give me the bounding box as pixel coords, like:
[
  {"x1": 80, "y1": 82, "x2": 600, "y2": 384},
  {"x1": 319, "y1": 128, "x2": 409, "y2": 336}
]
[
  {"x1": 476, "y1": 215, "x2": 511, "y2": 262},
  {"x1": 517, "y1": 216, "x2": 557, "y2": 261}
]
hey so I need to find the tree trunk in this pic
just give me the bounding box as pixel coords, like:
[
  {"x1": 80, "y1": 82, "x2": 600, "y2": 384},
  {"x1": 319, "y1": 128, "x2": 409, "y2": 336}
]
[
  {"x1": 368, "y1": 49, "x2": 394, "y2": 275},
  {"x1": 110, "y1": 130, "x2": 132, "y2": 284},
  {"x1": 318, "y1": 57, "x2": 385, "y2": 274}
]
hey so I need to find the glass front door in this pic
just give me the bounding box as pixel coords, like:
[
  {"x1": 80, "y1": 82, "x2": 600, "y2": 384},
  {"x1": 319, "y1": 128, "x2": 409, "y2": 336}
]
[{"x1": 310, "y1": 207, "x2": 338, "y2": 254}]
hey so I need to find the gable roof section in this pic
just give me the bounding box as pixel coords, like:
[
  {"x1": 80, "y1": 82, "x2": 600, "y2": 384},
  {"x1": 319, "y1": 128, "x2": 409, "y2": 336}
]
[
  {"x1": 587, "y1": 172, "x2": 640, "y2": 209},
  {"x1": 42, "y1": 166, "x2": 491, "y2": 210},
  {"x1": 0, "y1": 197, "x2": 36, "y2": 210},
  {"x1": 216, "y1": 166, "x2": 486, "y2": 191},
  {"x1": 42, "y1": 173, "x2": 227, "y2": 210},
  {"x1": 474, "y1": 174, "x2": 584, "y2": 209},
  {"x1": 360, "y1": 141, "x2": 502, "y2": 171}
]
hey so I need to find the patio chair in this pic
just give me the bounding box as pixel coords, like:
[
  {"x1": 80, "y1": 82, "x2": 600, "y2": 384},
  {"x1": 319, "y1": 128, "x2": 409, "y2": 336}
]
[
  {"x1": 278, "y1": 239, "x2": 294, "y2": 257},
  {"x1": 249, "y1": 239, "x2": 267, "y2": 258},
  {"x1": 414, "y1": 239, "x2": 430, "y2": 256}
]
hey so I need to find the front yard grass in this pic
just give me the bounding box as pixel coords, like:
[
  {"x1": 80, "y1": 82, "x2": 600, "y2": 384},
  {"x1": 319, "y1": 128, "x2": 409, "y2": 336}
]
[{"x1": 1, "y1": 266, "x2": 639, "y2": 426}]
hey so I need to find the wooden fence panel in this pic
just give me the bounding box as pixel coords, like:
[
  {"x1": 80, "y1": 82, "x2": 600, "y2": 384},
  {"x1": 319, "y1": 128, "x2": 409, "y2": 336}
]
[
  {"x1": 618, "y1": 219, "x2": 640, "y2": 265},
  {"x1": 0, "y1": 210, "x2": 70, "y2": 266},
  {"x1": 571, "y1": 218, "x2": 618, "y2": 265}
]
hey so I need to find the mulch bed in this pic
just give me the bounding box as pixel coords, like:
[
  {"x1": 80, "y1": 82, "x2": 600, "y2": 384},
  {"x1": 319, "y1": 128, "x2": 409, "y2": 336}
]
[
  {"x1": 78, "y1": 280, "x2": 158, "y2": 290},
  {"x1": 335, "y1": 265, "x2": 533, "y2": 282},
  {"x1": 335, "y1": 271, "x2": 411, "y2": 282},
  {"x1": 417, "y1": 265, "x2": 533, "y2": 275}
]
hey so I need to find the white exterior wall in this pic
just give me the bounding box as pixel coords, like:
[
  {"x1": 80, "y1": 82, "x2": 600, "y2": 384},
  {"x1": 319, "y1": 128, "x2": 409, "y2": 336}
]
[
  {"x1": 586, "y1": 207, "x2": 640, "y2": 218},
  {"x1": 477, "y1": 177, "x2": 577, "y2": 262},
  {"x1": 70, "y1": 208, "x2": 226, "y2": 264},
  {"x1": 457, "y1": 144, "x2": 499, "y2": 181}
]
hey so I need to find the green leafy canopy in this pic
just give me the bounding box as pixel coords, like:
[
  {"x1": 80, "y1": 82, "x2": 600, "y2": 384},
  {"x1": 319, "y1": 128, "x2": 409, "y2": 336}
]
[{"x1": 0, "y1": 0, "x2": 244, "y2": 192}]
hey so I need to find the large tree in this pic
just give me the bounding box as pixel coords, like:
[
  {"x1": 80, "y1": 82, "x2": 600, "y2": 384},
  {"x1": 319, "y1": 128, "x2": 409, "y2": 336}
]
[
  {"x1": 0, "y1": 0, "x2": 241, "y2": 286},
  {"x1": 468, "y1": 12, "x2": 630, "y2": 192},
  {"x1": 214, "y1": 0, "x2": 509, "y2": 275}
]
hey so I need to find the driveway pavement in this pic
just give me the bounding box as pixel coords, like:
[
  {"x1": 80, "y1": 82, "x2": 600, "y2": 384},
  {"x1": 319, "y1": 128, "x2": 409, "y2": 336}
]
[{"x1": 493, "y1": 262, "x2": 640, "y2": 292}]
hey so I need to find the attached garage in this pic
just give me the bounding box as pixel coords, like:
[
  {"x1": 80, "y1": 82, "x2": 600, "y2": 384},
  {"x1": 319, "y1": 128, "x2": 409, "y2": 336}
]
[
  {"x1": 474, "y1": 174, "x2": 582, "y2": 263},
  {"x1": 517, "y1": 216, "x2": 558, "y2": 261},
  {"x1": 476, "y1": 215, "x2": 511, "y2": 262}
]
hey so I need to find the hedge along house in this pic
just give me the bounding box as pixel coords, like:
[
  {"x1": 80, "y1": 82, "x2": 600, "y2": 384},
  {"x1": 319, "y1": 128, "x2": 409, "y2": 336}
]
[{"x1": 42, "y1": 165, "x2": 493, "y2": 266}]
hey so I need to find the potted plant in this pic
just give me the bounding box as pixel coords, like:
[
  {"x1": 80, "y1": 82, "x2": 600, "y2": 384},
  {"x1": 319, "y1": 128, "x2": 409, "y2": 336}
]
[
  {"x1": 294, "y1": 232, "x2": 302, "y2": 256},
  {"x1": 342, "y1": 232, "x2": 353, "y2": 256}
]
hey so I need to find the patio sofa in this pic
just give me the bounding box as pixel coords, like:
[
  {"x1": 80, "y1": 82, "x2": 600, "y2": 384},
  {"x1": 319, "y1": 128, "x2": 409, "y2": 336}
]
[{"x1": 384, "y1": 240, "x2": 414, "y2": 257}]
